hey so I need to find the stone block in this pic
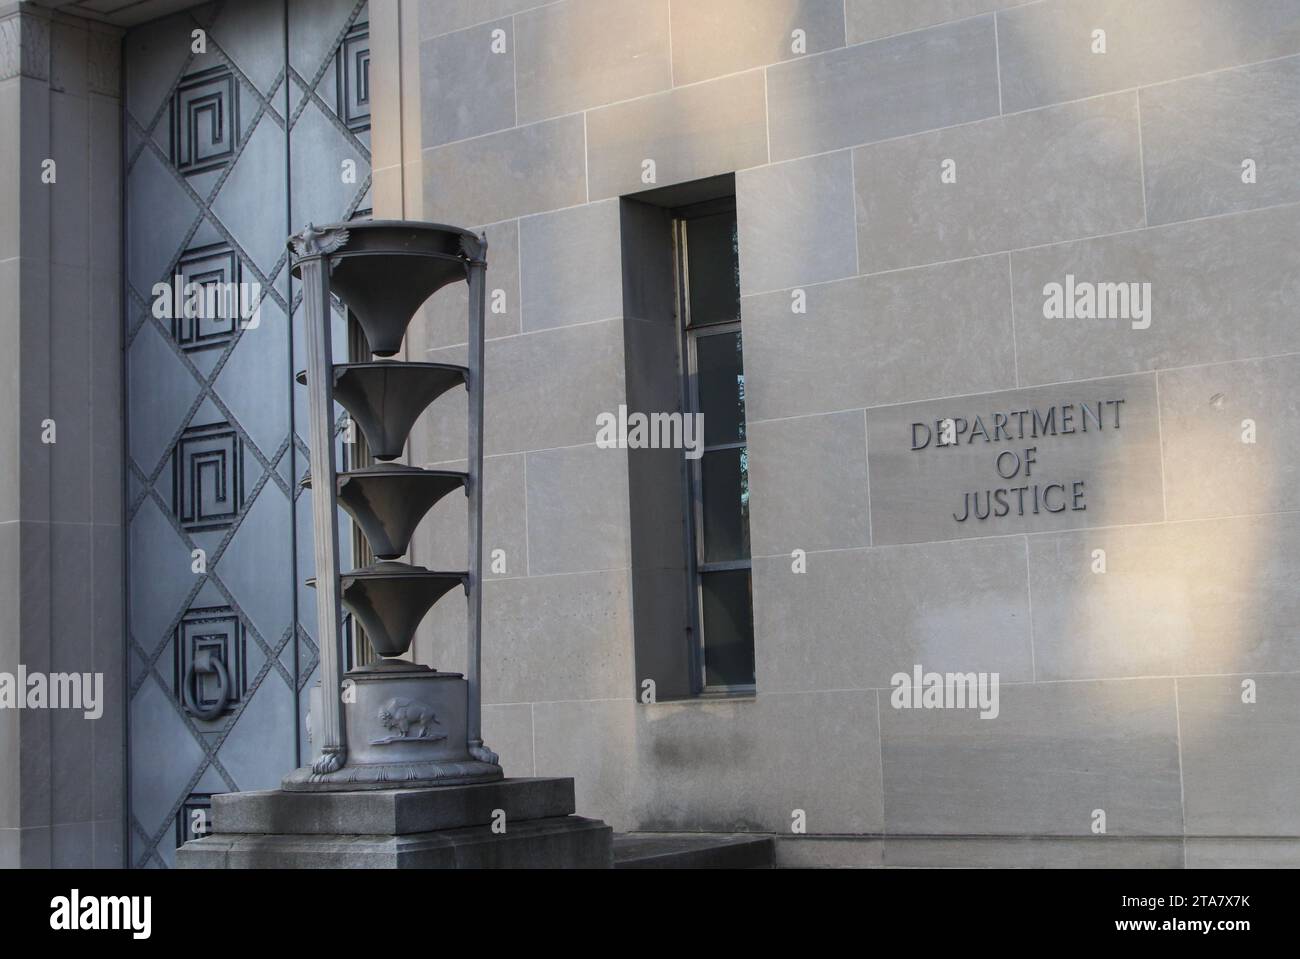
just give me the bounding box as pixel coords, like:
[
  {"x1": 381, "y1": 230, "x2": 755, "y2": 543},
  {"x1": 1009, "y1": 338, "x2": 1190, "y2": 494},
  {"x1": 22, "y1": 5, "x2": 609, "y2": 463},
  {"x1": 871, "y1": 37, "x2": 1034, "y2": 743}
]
[
  {"x1": 585, "y1": 70, "x2": 768, "y2": 200},
  {"x1": 997, "y1": 0, "x2": 1300, "y2": 113},
  {"x1": 671, "y1": 0, "x2": 846, "y2": 85},
  {"x1": 853, "y1": 93, "x2": 1143, "y2": 272},
  {"x1": 514, "y1": 0, "x2": 671, "y2": 122},
  {"x1": 766, "y1": 15, "x2": 999, "y2": 161},
  {"x1": 743, "y1": 254, "x2": 1014, "y2": 420},
  {"x1": 736, "y1": 149, "x2": 858, "y2": 295},
  {"x1": 422, "y1": 115, "x2": 587, "y2": 224},
  {"x1": 420, "y1": 18, "x2": 516, "y2": 147},
  {"x1": 1142, "y1": 57, "x2": 1300, "y2": 225},
  {"x1": 1012, "y1": 206, "x2": 1300, "y2": 385}
]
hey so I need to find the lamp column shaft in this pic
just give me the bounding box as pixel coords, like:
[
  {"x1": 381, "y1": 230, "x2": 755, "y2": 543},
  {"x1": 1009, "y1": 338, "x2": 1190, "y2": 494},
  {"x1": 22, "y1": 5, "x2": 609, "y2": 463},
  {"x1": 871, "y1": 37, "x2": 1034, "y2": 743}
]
[
  {"x1": 301, "y1": 255, "x2": 348, "y2": 772},
  {"x1": 466, "y1": 256, "x2": 487, "y2": 751}
]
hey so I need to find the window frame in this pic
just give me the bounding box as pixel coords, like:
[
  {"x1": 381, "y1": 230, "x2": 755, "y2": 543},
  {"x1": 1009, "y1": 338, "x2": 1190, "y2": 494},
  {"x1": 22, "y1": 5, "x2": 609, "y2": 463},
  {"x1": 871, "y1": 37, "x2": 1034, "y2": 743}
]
[{"x1": 671, "y1": 197, "x2": 755, "y2": 696}]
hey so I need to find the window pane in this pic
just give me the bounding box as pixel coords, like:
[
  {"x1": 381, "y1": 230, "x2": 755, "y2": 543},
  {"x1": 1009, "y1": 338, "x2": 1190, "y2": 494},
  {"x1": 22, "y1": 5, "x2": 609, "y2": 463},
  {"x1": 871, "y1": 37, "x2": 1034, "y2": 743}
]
[
  {"x1": 685, "y1": 211, "x2": 740, "y2": 327},
  {"x1": 700, "y1": 569, "x2": 755, "y2": 687},
  {"x1": 701, "y1": 447, "x2": 750, "y2": 563},
  {"x1": 695, "y1": 330, "x2": 745, "y2": 446}
]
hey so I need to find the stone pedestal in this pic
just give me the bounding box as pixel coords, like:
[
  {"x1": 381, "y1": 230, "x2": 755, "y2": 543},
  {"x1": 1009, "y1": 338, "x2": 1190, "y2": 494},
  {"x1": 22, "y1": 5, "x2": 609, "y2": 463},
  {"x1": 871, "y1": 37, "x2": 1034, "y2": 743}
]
[{"x1": 176, "y1": 778, "x2": 613, "y2": 869}]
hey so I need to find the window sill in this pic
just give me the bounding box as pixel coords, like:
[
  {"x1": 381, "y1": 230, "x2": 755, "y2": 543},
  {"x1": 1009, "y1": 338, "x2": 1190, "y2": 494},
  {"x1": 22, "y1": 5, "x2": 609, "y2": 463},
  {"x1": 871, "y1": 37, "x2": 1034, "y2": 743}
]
[{"x1": 643, "y1": 688, "x2": 757, "y2": 706}]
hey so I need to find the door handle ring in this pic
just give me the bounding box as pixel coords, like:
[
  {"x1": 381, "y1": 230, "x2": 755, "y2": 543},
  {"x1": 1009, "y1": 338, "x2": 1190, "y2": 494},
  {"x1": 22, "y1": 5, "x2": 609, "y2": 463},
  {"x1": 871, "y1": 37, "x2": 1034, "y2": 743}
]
[{"x1": 183, "y1": 648, "x2": 231, "y2": 721}]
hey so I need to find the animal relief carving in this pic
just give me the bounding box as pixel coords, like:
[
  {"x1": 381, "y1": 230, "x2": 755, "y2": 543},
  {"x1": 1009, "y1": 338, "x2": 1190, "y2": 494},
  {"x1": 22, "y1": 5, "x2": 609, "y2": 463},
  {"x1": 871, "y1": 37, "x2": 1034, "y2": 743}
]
[{"x1": 369, "y1": 697, "x2": 446, "y2": 745}]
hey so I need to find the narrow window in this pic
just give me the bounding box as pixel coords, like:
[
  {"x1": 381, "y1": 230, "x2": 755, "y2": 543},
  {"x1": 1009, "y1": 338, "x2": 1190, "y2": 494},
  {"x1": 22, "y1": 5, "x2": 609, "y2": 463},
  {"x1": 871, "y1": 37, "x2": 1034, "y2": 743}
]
[{"x1": 674, "y1": 199, "x2": 754, "y2": 692}]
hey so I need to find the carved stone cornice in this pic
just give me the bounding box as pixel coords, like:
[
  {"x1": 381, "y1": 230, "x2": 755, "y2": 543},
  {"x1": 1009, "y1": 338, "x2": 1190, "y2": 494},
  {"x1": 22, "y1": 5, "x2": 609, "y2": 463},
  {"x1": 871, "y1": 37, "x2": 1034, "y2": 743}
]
[
  {"x1": 87, "y1": 29, "x2": 119, "y2": 95},
  {"x1": 0, "y1": 9, "x2": 50, "y2": 83}
]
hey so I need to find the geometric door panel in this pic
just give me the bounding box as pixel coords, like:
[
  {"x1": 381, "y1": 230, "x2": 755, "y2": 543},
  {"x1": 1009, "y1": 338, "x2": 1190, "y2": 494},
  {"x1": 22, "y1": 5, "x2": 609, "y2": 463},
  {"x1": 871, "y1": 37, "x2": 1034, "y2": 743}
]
[
  {"x1": 172, "y1": 243, "x2": 242, "y2": 352},
  {"x1": 123, "y1": 0, "x2": 371, "y2": 868},
  {"x1": 337, "y1": 19, "x2": 371, "y2": 133},
  {"x1": 171, "y1": 65, "x2": 240, "y2": 175},
  {"x1": 174, "y1": 606, "x2": 248, "y2": 717},
  {"x1": 173, "y1": 421, "x2": 243, "y2": 531}
]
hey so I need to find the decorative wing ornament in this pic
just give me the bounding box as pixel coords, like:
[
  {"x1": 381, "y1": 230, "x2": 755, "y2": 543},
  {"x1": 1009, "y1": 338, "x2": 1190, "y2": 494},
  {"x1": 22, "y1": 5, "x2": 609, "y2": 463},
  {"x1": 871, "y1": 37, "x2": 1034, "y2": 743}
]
[
  {"x1": 290, "y1": 222, "x2": 350, "y2": 256},
  {"x1": 459, "y1": 231, "x2": 488, "y2": 264}
]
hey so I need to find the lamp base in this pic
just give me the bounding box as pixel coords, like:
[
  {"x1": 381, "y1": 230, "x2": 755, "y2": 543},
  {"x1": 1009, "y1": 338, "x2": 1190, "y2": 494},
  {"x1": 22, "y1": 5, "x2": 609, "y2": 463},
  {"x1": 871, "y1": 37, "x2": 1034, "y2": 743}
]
[
  {"x1": 282, "y1": 757, "x2": 503, "y2": 791},
  {"x1": 286, "y1": 660, "x2": 503, "y2": 792}
]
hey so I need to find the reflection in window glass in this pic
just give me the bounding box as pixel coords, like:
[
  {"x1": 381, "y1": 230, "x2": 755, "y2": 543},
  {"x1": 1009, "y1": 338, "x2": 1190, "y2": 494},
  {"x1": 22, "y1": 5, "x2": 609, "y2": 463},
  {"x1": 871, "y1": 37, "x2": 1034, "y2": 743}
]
[
  {"x1": 685, "y1": 212, "x2": 740, "y2": 327},
  {"x1": 700, "y1": 569, "x2": 755, "y2": 687},
  {"x1": 695, "y1": 330, "x2": 745, "y2": 446},
  {"x1": 701, "y1": 448, "x2": 749, "y2": 563}
]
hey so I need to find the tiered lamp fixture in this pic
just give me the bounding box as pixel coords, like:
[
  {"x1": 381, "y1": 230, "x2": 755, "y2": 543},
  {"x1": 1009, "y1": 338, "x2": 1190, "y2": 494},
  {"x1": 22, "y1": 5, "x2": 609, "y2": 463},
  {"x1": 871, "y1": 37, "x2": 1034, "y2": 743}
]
[{"x1": 284, "y1": 221, "x2": 501, "y2": 790}]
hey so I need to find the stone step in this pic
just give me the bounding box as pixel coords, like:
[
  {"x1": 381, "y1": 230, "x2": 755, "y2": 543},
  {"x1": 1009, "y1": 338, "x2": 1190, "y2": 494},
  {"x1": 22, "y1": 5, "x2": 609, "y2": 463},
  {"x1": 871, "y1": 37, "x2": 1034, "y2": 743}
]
[
  {"x1": 613, "y1": 833, "x2": 775, "y2": 869},
  {"x1": 212, "y1": 777, "x2": 576, "y2": 835},
  {"x1": 182, "y1": 815, "x2": 613, "y2": 869}
]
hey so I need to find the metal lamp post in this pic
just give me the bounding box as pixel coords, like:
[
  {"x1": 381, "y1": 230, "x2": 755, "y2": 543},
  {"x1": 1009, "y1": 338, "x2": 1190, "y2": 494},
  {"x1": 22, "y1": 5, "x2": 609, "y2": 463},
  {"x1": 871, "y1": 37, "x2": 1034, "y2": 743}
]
[
  {"x1": 284, "y1": 220, "x2": 501, "y2": 790},
  {"x1": 176, "y1": 219, "x2": 612, "y2": 868}
]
